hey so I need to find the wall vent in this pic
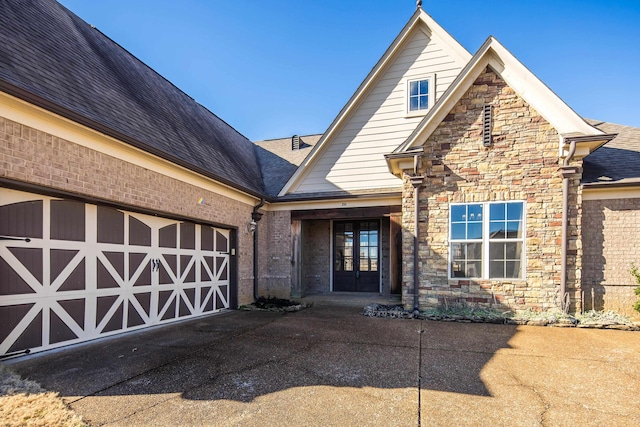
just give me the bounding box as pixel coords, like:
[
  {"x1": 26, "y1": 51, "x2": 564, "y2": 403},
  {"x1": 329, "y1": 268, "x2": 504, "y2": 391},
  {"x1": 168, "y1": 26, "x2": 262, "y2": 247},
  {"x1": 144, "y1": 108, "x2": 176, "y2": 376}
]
[
  {"x1": 483, "y1": 104, "x2": 492, "y2": 147},
  {"x1": 292, "y1": 135, "x2": 300, "y2": 150}
]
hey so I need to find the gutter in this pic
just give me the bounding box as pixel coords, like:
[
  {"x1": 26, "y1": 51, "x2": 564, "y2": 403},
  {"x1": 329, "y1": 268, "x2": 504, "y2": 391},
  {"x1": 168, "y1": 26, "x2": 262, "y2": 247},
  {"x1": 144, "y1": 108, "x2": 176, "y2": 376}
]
[
  {"x1": 409, "y1": 154, "x2": 425, "y2": 315},
  {"x1": 560, "y1": 140, "x2": 577, "y2": 312},
  {"x1": 252, "y1": 198, "x2": 266, "y2": 300},
  {"x1": 558, "y1": 132, "x2": 615, "y2": 312}
]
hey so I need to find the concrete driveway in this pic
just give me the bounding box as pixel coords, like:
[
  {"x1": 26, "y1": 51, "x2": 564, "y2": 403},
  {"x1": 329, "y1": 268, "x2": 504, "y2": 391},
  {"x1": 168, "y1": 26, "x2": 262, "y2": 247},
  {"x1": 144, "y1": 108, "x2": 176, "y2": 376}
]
[{"x1": 5, "y1": 304, "x2": 640, "y2": 426}]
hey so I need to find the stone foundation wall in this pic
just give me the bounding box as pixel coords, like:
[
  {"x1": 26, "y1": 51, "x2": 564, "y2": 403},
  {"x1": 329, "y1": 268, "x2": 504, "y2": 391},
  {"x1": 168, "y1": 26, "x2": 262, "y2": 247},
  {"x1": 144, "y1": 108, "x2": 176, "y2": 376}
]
[{"x1": 401, "y1": 67, "x2": 583, "y2": 312}]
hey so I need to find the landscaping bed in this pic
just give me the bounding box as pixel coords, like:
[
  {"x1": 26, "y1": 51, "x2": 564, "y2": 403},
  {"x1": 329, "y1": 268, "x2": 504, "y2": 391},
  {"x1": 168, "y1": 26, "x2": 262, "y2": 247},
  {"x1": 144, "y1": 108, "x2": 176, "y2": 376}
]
[
  {"x1": 363, "y1": 304, "x2": 640, "y2": 331},
  {"x1": 240, "y1": 296, "x2": 312, "y2": 312}
]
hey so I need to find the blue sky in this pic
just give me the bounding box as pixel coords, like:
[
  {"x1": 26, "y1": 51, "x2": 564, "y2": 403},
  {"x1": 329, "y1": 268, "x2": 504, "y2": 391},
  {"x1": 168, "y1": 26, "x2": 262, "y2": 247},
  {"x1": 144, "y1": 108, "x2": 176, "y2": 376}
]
[{"x1": 57, "y1": 0, "x2": 640, "y2": 141}]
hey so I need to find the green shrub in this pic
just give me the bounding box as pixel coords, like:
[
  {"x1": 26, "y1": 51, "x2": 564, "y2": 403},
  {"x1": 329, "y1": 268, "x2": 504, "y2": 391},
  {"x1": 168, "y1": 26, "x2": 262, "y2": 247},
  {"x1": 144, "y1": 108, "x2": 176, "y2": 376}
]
[{"x1": 629, "y1": 264, "x2": 640, "y2": 313}]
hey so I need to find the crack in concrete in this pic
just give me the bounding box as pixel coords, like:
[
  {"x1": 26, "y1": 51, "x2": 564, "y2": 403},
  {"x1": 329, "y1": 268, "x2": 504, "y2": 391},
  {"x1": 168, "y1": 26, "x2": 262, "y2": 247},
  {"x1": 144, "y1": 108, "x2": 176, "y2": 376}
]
[{"x1": 507, "y1": 372, "x2": 551, "y2": 427}]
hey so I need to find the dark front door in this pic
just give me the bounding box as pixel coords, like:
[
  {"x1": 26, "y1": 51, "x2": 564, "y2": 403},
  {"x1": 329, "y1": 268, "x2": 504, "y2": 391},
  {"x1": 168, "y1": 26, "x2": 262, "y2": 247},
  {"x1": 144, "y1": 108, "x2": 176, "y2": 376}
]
[{"x1": 333, "y1": 220, "x2": 379, "y2": 292}]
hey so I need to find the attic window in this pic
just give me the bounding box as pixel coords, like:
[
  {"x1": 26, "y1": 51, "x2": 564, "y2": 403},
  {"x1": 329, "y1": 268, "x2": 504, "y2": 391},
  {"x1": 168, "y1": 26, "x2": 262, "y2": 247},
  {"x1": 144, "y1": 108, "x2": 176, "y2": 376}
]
[{"x1": 406, "y1": 75, "x2": 435, "y2": 116}]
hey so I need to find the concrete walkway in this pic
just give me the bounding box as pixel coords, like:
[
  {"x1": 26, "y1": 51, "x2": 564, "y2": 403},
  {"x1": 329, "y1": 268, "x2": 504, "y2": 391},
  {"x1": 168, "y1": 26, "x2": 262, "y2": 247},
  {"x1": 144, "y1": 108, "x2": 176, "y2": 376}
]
[{"x1": 5, "y1": 305, "x2": 640, "y2": 426}]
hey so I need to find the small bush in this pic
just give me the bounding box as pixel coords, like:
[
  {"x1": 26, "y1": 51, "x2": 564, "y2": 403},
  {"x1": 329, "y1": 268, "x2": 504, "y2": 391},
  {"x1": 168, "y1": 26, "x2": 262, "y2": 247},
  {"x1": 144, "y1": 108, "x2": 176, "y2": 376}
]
[{"x1": 630, "y1": 264, "x2": 640, "y2": 314}]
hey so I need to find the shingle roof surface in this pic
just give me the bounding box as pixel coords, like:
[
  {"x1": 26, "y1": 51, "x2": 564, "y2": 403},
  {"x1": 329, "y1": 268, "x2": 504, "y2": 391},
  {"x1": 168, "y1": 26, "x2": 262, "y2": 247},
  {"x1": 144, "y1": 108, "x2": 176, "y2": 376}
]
[
  {"x1": 0, "y1": 0, "x2": 266, "y2": 196},
  {"x1": 583, "y1": 120, "x2": 640, "y2": 185},
  {"x1": 253, "y1": 134, "x2": 321, "y2": 196}
]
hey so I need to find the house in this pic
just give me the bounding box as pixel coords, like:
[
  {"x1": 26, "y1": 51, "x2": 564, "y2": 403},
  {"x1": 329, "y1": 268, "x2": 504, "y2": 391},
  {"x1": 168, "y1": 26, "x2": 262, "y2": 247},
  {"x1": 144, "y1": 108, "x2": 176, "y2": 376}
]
[{"x1": 1, "y1": 1, "x2": 638, "y2": 357}]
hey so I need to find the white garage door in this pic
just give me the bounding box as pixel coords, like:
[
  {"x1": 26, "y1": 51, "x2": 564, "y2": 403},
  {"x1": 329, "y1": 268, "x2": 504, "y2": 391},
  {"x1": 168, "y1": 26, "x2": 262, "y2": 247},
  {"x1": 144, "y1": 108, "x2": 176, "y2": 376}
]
[{"x1": 0, "y1": 188, "x2": 233, "y2": 356}]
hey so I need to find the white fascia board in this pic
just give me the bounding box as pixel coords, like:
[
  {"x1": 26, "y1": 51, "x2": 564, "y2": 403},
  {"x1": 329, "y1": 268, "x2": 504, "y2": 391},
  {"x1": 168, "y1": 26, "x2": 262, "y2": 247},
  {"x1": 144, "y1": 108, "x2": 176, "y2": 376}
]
[
  {"x1": 583, "y1": 184, "x2": 640, "y2": 200},
  {"x1": 417, "y1": 9, "x2": 472, "y2": 65},
  {"x1": 396, "y1": 37, "x2": 602, "y2": 154},
  {"x1": 278, "y1": 9, "x2": 471, "y2": 197}
]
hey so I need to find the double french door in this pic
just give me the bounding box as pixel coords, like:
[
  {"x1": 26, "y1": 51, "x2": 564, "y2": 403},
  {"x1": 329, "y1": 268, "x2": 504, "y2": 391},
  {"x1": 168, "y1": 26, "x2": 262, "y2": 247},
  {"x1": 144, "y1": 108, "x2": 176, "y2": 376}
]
[{"x1": 333, "y1": 220, "x2": 379, "y2": 292}]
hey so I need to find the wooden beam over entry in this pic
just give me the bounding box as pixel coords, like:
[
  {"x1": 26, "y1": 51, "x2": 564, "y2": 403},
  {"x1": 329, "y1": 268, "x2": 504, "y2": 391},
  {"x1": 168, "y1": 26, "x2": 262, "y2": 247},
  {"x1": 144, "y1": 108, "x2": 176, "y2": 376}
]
[{"x1": 291, "y1": 206, "x2": 401, "y2": 220}]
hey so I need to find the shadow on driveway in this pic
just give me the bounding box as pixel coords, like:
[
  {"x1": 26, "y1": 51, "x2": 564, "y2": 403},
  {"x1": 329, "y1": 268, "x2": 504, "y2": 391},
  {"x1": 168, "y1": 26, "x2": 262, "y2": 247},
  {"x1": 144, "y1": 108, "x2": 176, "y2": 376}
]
[{"x1": 5, "y1": 305, "x2": 639, "y2": 426}]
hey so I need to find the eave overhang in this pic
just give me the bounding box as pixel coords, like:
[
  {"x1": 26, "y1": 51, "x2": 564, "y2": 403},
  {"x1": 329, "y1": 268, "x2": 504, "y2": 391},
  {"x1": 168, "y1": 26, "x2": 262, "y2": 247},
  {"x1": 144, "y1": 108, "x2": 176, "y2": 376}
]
[
  {"x1": 385, "y1": 147, "x2": 425, "y2": 177},
  {"x1": 561, "y1": 133, "x2": 618, "y2": 159},
  {"x1": 0, "y1": 80, "x2": 271, "y2": 202}
]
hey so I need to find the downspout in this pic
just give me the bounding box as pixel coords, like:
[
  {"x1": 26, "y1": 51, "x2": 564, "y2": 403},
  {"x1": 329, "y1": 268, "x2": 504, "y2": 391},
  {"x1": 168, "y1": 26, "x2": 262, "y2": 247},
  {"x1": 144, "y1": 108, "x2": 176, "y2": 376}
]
[
  {"x1": 410, "y1": 154, "x2": 424, "y2": 316},
  {"x1": 252, "y1": 198, "x2": 265, "y2": 301},
  {"x1": 560, "y1": 140, "x2": 577, "y2": 312}
]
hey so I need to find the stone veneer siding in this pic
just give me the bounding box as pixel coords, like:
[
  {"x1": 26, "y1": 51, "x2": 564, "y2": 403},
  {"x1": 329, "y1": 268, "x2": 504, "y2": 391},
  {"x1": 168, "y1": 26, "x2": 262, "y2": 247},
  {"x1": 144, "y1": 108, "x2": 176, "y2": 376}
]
[
  {"x1": 401, "y1": 67, "x2": 584, "y2": 312},
  {"x1": 0, "y1": 114, "x2": 258, "y2": 306},
  {"x1": 582, "y1": 197, "x2": 640, "y2": 317}
]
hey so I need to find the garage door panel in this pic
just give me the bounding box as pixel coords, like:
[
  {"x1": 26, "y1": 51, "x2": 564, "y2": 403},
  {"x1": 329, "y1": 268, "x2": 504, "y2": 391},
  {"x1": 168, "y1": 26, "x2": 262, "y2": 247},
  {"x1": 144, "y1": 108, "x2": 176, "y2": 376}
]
[
  {"x1": 180, "y1": 222, "x2": 196, "y2": 249},
  {"x1": 0, "y1": 254, "x2": 37, "y2": 295},
  {"x1": 215, "y1": 288, "x2": 226, "y2": 311},
  {"x1": 49, "y1": 309, "x2": 79, "y2": 344},
  {"x1": 97, "y1": 260, "x2": 120, "y2": 289},
  {"x1": 97, "y1": 206, "x2": 125, "y2": 244},
  {"x1": 215, "y1": 230, "x2": 228, "y2": 252},
  {"x1": 0, "y1": 303, "x2": 35, "y2": 345},
  {"x1": 127, "y1": 301, "x2": 146, "y2": 328},
  {"x1": 129, "y1": 216, "x2": 151, "y2": 246},
  {"x1": 8, "y1": 310, "x2": 42, "y2": 353},
  {"x1": 160, "y1": 294, "x2": 177, "y2": 321},
  {"x1": 102, "y1": 301, "x2": 124, "y2": 333},
  {"x1": 133, "y1": 292, "x2": 152, "y2": 318},
  {"x1": 0, "y1": 200, "x2": 43, "y2": 239},
  {"x1": 216, "y1": 257, "x2": 228, "y2": 281},
  {"x1": 57, "y1": 298, "x2": 85, "y2": 329},
  {"x1": 50, "y1": 200, "x2": 85, "y2": 241},
  {"x1": 8, "y1": 247, "x2": 43, "y2": 284},
  {"x1": 1, "y1": 189, "x2": 234, "y2": 356},
  {"x1": 130, "y1": 253, "x2": 152, "y2": 286},
  {"x1": 159, "y1": 224, "x2": 177, "y2": 248}
]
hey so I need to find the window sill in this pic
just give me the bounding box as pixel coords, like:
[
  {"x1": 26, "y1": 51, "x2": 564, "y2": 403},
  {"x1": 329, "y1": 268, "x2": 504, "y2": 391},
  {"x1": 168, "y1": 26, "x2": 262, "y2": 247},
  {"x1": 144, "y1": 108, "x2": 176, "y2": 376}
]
[{"x1": 405, "y1": 109, "x2": 429, "y2": 118}]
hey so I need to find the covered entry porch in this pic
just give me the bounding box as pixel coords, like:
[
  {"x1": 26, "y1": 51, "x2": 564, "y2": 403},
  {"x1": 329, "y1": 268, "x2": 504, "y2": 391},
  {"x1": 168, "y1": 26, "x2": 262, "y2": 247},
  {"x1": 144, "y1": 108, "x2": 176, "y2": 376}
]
[{"x1": 290, "y1": 206, "x2": 402, "y2": 299}]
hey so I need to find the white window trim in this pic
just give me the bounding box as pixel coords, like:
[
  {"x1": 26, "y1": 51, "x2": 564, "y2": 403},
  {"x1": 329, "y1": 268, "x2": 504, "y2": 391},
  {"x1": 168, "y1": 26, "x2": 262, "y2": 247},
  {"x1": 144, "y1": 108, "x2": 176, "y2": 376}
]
[
  {"x1": 405, "y1": 74, "x2": 435, "y2": 117},
  {"x1": 448, "y1": 201, "x2": 527, "y2": 281}
]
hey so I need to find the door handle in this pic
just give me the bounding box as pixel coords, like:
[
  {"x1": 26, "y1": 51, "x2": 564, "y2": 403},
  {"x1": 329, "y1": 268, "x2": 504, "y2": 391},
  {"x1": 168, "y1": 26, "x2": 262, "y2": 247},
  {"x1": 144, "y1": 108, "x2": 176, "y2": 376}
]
[{"x1": 356, "y1": 271, "x2": 360, "y2": 279}]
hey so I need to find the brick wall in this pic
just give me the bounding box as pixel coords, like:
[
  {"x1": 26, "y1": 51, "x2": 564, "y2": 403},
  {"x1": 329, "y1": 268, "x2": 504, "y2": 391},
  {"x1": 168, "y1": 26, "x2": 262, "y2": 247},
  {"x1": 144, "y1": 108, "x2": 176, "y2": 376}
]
[
  {"x1": 302, "y1": 219, "x2": 331, "y2": 294},
  {"x1": 583, "y1": 197, "x2": 640, "y2": 317},
  {"x1": 0, "y1": 115, "x2": 258, "y2": 306},
  {"x1": 401, "y1": 67, "x2": 583, "y2": 312},
  {"x1": 258, "y1": 210, "x2": 292, "y2": 299}
]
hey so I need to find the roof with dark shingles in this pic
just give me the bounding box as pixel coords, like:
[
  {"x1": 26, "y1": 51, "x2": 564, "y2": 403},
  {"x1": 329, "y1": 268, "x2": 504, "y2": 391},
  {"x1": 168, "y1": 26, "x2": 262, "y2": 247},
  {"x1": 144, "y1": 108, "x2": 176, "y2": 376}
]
[
  {"x1": 253, "y1": 135, "x2": 321, "y2": 196},
  {"x1": 583, "y1": 120, "x2": 640, "y2": 185},
  {"x1": 0, "y1": 0, "x2": 266, "y2": 197}
]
